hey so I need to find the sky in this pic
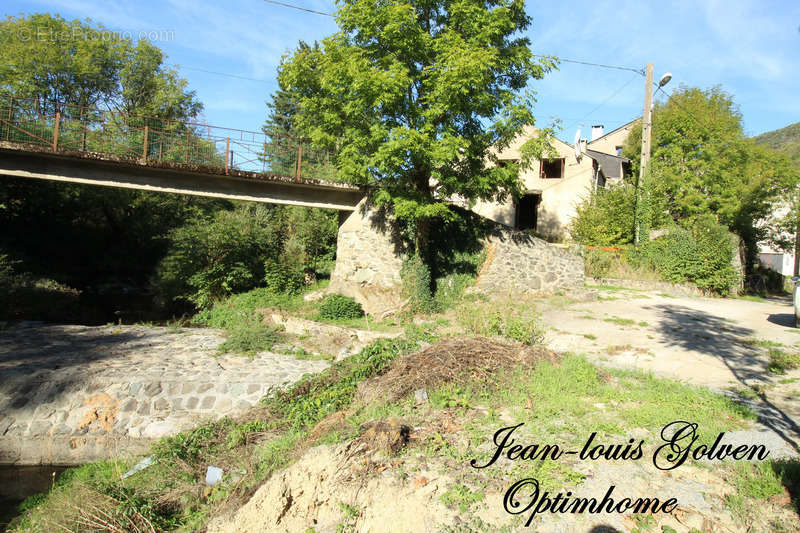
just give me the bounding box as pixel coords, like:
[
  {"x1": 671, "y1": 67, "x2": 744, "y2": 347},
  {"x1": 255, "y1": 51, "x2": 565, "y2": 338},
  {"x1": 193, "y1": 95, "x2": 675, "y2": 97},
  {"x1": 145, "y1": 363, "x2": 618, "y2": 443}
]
[{"x1": 3, "y1": 0, "x2": 799, "y2": 142}]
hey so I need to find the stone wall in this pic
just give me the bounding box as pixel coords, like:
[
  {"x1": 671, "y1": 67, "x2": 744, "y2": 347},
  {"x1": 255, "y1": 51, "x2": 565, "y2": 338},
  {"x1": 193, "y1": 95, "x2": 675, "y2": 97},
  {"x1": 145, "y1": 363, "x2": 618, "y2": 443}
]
[
  {"x1": 472, "y1": 229, "x2": 584, "y2": 295},
  {"x1": 328, "y1": 200, "x2": 407, "y2": 315},
  {"x1": 0, "y1": 324, "x2": 329, "y2": 465},
  {"x1": 329, "y1": 202, "x2": 586, "y2": 312}
]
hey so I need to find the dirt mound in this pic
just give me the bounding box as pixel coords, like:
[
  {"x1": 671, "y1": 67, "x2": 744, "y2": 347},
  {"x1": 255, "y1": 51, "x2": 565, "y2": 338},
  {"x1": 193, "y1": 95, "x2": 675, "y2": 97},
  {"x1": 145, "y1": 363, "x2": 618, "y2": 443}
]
[{"x1": 358, "y1": 336, "x2": 559, "y2": 405}]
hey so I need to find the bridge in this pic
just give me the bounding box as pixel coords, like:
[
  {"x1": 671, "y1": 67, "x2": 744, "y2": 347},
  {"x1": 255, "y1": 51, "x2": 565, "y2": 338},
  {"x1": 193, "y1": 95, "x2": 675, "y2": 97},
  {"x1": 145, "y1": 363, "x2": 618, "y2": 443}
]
[{"x1": 0, "y1": 94, "x2": 363, "y2": 211}]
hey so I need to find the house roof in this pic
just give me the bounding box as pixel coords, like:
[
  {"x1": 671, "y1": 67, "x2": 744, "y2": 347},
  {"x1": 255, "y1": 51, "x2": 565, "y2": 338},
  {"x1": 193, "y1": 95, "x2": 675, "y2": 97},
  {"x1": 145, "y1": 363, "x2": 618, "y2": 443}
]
[{"x1": 584, "y1": 149, "x2": 629, "y2": 179}]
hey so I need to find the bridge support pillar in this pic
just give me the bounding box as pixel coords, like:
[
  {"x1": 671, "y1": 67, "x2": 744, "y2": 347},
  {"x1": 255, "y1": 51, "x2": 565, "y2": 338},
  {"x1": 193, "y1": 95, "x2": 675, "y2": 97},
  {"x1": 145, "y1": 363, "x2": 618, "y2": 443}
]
[{"x1": 329, "y1": 199, "x2": 407, "y2": 316}]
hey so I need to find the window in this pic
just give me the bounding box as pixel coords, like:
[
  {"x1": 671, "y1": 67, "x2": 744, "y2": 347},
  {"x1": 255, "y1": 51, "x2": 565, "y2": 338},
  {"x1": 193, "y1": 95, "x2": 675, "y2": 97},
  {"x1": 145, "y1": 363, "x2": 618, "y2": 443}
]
[
  {"x1": 540, "y1": 158, "x2": 564, "y2": 179},
  {"x1": 516, "y1": 193, "x2": 539, "y2": 231},
  {"x1": 615, "y1": 146, "x2": 623, "y2": 156}
]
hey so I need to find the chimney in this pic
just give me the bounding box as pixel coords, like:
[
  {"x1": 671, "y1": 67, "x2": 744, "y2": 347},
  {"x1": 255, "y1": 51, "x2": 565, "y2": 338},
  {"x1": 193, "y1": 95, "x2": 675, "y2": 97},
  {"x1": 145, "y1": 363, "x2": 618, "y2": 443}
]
[{"x1": 591, "y1": 125, "x2": 604, "y2": 142}]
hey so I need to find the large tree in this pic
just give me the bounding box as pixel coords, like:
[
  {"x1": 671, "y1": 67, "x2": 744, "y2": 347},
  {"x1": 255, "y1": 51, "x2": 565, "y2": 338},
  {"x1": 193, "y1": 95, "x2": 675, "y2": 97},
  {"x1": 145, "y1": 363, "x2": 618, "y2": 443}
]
[
  {"x1": 278, "y1": 0, "x2": 554, "y2": 253},
  {"x1": 623, "y1": 85, "x2": 792, "y2": 269},
  {"x1": 0, "y1": 13, "x2": 201, "y2": 120}
]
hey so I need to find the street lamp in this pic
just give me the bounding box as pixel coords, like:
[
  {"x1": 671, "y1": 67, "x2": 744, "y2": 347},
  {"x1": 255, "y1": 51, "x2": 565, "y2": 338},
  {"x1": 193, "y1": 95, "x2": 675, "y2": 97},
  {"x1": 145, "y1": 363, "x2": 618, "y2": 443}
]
[{"x1": 634, "y1": 64, "x2": 671, "y2": 245}]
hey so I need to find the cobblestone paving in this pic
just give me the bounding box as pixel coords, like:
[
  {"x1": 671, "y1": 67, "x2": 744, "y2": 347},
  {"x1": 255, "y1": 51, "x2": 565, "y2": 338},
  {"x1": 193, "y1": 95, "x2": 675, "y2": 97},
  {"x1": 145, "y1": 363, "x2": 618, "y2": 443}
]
[{"x1": 0, "y1": 322, "x2": 329, "y2": 464}]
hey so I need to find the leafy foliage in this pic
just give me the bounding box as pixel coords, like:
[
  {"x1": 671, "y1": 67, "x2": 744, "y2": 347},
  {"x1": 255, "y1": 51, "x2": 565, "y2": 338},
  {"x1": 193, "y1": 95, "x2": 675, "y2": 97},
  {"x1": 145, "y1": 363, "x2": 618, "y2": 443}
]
[
  {"x1": 317, "y1": 294, "x2": 365, "y2": 321},
  {"x1": 278, "y1": 0, "x2": 555, "y2": 250},
  {"x1": 401, "y1": 253, "x2": 438, "y2": 314},
  {"x1": 635, "y1": 217, "x2": 741, "y2": 294},
  {"x1": 154, "y1": 205, "x2": 285, "y2": 309},
  {"x1": 623, "y1": 85, "x2": 793, "y2": 269},
  {"x1": 570, "y1": 185, "x2": 644, "y2": 246},
  {"x1": 0, "y1": 13, "x2": 201, "y2": 118},
  {"x1": 154, "y1": 205, "x2": 338, "y2": 309}
]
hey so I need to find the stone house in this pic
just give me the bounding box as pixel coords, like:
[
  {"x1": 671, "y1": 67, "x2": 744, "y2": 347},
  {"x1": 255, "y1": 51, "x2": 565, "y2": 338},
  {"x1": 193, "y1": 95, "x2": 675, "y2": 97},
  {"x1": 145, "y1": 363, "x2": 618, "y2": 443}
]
[{"x1": 467, "y1": 121, "x2": 634, "y2": 241}]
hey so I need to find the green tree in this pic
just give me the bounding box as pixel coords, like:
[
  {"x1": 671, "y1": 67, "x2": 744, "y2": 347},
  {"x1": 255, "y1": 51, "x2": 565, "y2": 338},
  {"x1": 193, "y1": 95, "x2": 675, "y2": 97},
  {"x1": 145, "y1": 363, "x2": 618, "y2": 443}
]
[
  {"x1": 0, "y1": 13, "x2": 213, "y2": 310},
  {"x1": 0, "y1": 13, "x2": 201, "y2": 119},
  {"x1": 278, "y1": 0, "x2": 554, "y2": 255},
  {"x1": 623, "y1": 85, "x2": 784, "y2": 269}
]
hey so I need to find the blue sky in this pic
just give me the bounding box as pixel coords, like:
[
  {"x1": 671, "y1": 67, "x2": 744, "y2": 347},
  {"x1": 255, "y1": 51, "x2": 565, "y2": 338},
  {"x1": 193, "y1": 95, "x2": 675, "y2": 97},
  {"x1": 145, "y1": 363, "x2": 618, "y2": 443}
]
[{"x1": 4, "y1": 0, "x2": 799, "y2": 141}]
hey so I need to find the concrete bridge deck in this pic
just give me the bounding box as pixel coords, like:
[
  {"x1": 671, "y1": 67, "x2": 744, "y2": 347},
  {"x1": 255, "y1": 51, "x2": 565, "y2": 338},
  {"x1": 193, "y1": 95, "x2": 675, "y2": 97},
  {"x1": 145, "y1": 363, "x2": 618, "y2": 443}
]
[{"x1": 0, "y1": 143, "x2": 364, "y2": 211}]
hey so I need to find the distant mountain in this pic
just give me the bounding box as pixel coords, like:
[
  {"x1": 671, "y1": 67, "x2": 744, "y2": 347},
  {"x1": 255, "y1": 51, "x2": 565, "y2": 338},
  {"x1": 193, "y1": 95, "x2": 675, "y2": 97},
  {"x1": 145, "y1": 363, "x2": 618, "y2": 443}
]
[{"x1": 753, "y1": 121, "x2": 800, "y2": 169}]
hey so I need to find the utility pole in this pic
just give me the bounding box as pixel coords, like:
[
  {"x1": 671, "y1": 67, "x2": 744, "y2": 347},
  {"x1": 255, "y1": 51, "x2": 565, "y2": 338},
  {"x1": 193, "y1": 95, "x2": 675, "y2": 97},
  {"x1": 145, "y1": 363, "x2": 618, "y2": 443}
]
[{"x1": 634, "y1": 62, "x2": 654, "y2": 246}]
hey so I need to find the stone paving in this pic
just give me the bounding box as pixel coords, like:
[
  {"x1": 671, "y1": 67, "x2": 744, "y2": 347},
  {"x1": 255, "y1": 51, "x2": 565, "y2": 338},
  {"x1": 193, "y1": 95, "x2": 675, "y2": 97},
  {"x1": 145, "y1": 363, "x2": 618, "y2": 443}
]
[{"x1": 0, "y1": 322, "x2": 329, "y2": 464}]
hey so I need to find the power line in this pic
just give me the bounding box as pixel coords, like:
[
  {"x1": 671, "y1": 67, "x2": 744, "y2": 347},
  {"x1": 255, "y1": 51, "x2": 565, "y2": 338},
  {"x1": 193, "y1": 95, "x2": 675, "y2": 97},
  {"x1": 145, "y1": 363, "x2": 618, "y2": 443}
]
[
  {"x1": 263, "y1": 0, "x2": 333, "y2": 16},
  {"x1": 176, "y1": 65, "x2": 271, "y2": 83},
  {"x1": 533, "y1": 54, "x2": 644, "y2": 76},
  {"x1": 562, "y1": 72, "x2": 641, "y2": 134}
]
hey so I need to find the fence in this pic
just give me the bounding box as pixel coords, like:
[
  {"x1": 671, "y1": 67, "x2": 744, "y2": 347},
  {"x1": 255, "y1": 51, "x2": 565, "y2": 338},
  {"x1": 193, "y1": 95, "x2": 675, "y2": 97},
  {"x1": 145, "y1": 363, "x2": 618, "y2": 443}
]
[{"x1": 0, "y1": 93, "x2": 333, "y2": 180}]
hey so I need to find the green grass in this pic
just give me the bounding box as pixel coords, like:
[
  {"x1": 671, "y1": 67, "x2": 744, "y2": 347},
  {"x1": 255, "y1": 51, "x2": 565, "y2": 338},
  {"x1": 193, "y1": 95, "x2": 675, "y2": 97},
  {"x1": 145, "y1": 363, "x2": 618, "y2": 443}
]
[
  {"x1": 767, "y1": 348, "x2": 800, "y2": 374},
  {"x1": 737, "y1": 294, "x2": 767, "y2": 303},
  {"x1": 603, "y1": 316, "x2": 637, "y2": 326},
  {"x1": 585, "y1": 284, "x2": 642, "y2": 292},
  {"x1": 725, "y1": 459, "x2": 800, "y2": 522},
  {"x1": 743, "y1": 338, "x2": 786, "y2": 349},
  {"x1": 440, "y1": 483, "x2": 484, "y2": 513}
]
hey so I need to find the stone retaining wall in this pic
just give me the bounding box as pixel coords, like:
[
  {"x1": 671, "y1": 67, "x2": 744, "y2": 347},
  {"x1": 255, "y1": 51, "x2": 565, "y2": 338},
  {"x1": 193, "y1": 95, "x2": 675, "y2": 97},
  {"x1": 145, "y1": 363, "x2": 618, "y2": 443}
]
[
  {"x1": 329, "y1": 202, "x2": 586, "y2": 310},
  {"x1": 472, "y1": 229, "x2": 585, "y2": 295},
  {"x1": 0, "y1": 324, "x2": 329, "y2": 464}
]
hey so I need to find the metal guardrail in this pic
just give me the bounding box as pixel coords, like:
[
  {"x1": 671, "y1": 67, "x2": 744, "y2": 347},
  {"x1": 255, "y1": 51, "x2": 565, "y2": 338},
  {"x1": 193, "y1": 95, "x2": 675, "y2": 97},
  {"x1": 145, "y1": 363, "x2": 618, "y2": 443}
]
[{"x1": 0, "y1": 93, "x2": 333, "y2": 180}]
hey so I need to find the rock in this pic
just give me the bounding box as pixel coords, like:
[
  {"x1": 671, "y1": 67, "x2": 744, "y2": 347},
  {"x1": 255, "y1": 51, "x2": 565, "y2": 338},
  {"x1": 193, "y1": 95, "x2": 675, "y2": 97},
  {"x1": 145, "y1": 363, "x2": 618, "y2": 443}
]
[
  {"x1": 414, "y1": 389, "x2": 429, "y2": 404},
  {"x1": 206, "y1": 466, "x2": 224, "y2": 486},
  {"x1": 142, "y1": 420, "x2": 176, "y2": 439}
]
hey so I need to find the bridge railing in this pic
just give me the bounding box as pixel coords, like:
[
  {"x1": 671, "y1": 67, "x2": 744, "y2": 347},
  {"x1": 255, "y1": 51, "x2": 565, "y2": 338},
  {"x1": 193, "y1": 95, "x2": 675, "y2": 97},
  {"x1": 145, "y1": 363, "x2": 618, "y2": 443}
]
[{"x1": 0, "y1": 93, "x2": 334, "y2": 180}]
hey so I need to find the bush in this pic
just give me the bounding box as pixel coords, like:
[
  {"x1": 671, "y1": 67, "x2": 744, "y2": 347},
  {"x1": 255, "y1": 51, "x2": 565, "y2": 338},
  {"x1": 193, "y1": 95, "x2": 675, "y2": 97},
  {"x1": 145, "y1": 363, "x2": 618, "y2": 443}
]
[
  {"x1": 570, "y1": 185, "x2": 637, "y2": 246},
  {"x1": 636, "y1": 217, "x2": 740, "y2": 294},
  {"x1": 317, "y1": 294, "x2": 364, "y2": 321},
  {"x1": 154, "y1": 205, "x2": 338, "y2": 310}
]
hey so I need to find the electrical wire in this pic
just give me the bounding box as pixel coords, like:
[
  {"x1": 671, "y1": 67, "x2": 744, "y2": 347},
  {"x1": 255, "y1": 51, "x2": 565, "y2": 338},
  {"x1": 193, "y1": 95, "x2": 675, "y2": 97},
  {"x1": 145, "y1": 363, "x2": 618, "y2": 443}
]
[
  {"x1": 176, "y1": 65, "x2": 271, "y2": 83},
  {"x1": 263, "y1": 0, "x2": 333, "y2": 16},
  {"x1": 561, "y1": 72, "x2": 641, "y2": 135},
  {"x1": 533, "y1": 54, "x2": 644, "y2": 75}
]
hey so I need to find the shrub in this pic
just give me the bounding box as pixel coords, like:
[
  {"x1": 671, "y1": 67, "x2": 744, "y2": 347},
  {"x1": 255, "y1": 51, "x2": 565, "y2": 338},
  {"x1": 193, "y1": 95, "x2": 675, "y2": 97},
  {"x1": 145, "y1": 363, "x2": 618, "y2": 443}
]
[
  {"x1": 318, "y1": 294, "x2": 364, "y2": 321},
  {"x1": 635, "y1": 217, "x2": 740, "y2": 294},
  {"x1": 570, "y1": 185, "x2": 637, "y2": 246},
  {"x1": 401, "y1": 253, "x2": 437, "y2": 314}
]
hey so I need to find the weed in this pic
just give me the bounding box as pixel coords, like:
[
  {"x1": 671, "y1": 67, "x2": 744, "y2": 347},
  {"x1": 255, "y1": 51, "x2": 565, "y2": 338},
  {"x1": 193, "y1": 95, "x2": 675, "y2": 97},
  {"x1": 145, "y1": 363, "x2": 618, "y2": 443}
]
[
  {"x1": 317, "y1": 294, "x2": 364, "y2": 321},
  {"x1": 743, "y1": 338, "x2": 785, "y2": 349},
  {"x1": 456, "y1": 298, "x2": 545, "y2": 345},
  {"x1": 440, "y1": 484, "x2": 484, "y2": 513},
  {"x1": 603, "y1": 316, "x2": 636, "y2": 326},
  {"x1": 218, "y1": 323, "x2": 283, "y2": 355},
  {"x1": 767, "y1": 348, "x2": 800, "y2": 374},
  {"x1": 582, "y1": 333, "x2": 597, "y2": 340},
  {"x1": 337, "y1": 502, "x2": 360, "y2": 532}
]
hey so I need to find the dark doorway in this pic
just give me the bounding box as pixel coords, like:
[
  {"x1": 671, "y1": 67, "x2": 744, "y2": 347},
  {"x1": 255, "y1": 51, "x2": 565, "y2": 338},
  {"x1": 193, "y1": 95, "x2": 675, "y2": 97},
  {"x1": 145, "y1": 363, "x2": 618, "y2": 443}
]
[{"x1": 516, "y1": 193, "x2": 539, "y2": 231}]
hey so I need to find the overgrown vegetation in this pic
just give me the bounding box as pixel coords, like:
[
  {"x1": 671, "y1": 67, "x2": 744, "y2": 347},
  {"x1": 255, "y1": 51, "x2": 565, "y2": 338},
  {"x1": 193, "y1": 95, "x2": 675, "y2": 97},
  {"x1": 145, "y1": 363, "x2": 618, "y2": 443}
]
[
  {"x1": 578, "y1": 216, "x2": 741, "y2": 295},
  {"x1": 317, "y1": 294, "x2": 364, "y2": 321}
]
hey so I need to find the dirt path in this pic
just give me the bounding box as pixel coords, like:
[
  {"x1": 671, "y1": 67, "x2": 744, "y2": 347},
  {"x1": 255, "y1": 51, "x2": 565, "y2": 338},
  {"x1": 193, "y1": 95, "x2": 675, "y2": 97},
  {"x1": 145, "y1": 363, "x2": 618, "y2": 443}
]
[{"x1": 540, "y1": 289, "x2": 800, "y2": 450}]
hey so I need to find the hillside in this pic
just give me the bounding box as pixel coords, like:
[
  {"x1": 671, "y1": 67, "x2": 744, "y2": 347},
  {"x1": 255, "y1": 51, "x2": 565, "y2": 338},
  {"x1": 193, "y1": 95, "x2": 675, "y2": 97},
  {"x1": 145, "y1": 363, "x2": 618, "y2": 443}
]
[{"x1": 754, "y1": 121, "x2": 800, "y2": 169}]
